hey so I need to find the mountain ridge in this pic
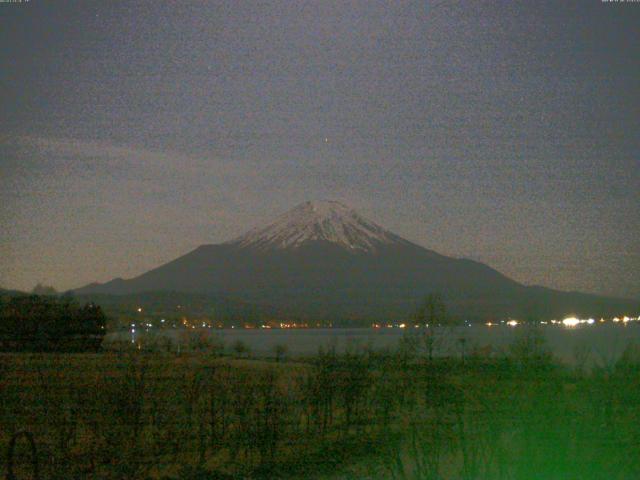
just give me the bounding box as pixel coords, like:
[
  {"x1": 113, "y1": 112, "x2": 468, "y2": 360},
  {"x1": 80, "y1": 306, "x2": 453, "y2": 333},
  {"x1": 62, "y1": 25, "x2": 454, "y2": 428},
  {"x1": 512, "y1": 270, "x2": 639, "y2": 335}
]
[
  {"x1": 74, "y1": 201, "x2": 637, "y2": 322},
  {"x1": 228, "y1": 200, "x2": 412, "y2": 253}
]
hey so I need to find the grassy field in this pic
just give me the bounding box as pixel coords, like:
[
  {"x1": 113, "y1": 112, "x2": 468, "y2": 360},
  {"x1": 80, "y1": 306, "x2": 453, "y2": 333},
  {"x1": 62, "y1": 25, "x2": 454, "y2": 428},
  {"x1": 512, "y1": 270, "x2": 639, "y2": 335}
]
[{"x1": 1, "y1": 332, "x2": 640, "y2": 479}]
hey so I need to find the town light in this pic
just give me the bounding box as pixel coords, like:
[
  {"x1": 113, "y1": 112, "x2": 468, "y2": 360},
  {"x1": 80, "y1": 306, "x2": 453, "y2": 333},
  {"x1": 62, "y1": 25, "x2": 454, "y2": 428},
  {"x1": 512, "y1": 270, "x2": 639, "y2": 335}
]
[{"x1": 562, "y1": 317, "x2": 580, "y2": 327}]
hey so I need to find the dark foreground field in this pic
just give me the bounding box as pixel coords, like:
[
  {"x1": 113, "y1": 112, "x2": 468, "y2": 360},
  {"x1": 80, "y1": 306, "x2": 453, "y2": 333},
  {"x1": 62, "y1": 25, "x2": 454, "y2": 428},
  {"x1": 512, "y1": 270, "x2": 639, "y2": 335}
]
[{"x1": 2, "y1": 332, "x2": 640, "y2": 479}]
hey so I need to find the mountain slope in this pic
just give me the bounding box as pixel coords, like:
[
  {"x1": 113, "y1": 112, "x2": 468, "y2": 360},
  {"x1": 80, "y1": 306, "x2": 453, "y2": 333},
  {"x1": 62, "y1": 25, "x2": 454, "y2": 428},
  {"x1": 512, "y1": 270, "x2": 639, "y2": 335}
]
[
  {"x1": 232, "y1": 200, "x2": 409, "y2": 252},
  {"x1": 75, "y1": 201, "x2": 637, "y2": 322}
]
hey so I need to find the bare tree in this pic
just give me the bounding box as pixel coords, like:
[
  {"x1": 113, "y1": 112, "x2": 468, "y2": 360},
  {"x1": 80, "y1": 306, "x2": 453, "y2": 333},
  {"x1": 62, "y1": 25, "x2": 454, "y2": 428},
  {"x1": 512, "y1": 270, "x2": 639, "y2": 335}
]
[{"x1": 413, "y1": 293, "x2": 453, "y2": 360}]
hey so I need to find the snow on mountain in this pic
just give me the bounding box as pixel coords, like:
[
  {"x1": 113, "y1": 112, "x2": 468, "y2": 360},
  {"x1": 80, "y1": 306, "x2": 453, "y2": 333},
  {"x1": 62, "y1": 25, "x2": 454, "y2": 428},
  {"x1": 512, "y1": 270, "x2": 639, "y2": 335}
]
[
  {"x1": 229, "y1": 200, "x2": 406, "y2": 252},
  {"x1": 74, "y1": 199, "x2": 638, "y2": 321}
]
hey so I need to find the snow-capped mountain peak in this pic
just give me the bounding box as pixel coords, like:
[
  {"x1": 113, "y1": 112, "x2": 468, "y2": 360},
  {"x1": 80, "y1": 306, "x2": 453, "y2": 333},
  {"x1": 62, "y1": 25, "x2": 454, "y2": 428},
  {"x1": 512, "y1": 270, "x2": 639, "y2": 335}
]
[{"x1": 230, "y1": 200, "x2": 405, "y2": 252}]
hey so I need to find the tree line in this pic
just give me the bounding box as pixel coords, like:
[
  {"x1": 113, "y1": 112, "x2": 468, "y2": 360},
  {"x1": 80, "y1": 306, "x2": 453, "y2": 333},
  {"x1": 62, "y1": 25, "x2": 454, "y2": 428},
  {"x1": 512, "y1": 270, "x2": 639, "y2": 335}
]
[{"x1": 0, "y1": 294, "x2": 106, "y2": 352}]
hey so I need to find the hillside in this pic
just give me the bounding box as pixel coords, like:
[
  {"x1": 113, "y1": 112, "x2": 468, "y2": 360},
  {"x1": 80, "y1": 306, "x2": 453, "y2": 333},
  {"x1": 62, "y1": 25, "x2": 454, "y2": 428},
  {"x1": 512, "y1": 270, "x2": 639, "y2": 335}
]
[{"x1": 75, "y1": 201, "x2": 637, "y2": 322}]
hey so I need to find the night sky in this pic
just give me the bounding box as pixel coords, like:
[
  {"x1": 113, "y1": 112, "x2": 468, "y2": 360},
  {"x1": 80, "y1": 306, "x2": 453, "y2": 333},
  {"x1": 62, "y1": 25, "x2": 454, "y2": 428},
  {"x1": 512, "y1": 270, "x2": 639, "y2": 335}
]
[{"x1": 1, "y1": 1, "x2": 638, "y2": 299}]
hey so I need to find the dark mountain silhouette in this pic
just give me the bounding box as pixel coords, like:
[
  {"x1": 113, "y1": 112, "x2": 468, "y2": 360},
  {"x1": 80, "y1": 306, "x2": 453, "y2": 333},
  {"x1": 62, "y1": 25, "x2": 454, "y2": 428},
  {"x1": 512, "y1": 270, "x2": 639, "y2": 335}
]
[
  {"x1": 0, "y1": 287, "x2": 24, "y2": 297},
  {"x1": 75, "y1": 200, "x2": 636, "y2": 322},
  {"x1": 71, "y1": 291, "x2": 291, "y2": 326}
]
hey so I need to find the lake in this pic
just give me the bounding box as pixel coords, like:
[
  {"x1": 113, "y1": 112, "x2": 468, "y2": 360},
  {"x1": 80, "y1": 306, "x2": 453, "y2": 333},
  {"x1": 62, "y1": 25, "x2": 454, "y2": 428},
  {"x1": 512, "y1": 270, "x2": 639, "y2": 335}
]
[{"x1": 108, "y1": 322, "x2": 640, "y2": 366}]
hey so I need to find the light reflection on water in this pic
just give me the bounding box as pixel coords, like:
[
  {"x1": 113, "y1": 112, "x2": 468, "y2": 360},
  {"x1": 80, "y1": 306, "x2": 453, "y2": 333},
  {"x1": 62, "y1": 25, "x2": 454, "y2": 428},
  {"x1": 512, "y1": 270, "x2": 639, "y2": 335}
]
[{"x1": 109, "y1": 323, "x2": 640, "y2": 366}]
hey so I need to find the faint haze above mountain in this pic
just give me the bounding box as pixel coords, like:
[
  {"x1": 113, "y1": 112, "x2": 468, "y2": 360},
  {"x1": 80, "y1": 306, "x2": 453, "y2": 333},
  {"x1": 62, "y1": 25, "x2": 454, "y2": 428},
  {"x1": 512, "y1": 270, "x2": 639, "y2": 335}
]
[{"x1": 0, "y1": 1, "x2": 638, "y2": 299}]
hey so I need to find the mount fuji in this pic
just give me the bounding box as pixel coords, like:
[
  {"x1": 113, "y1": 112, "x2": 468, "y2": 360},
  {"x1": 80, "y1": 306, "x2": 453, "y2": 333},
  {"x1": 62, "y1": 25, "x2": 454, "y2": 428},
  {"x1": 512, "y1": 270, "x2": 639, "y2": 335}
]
[
  {"x1": 74, "y1": 200, "x2": 636, "y2": 322},
  {"x1": 232, "y1": 200, "x2": 410, "y2": 252}
]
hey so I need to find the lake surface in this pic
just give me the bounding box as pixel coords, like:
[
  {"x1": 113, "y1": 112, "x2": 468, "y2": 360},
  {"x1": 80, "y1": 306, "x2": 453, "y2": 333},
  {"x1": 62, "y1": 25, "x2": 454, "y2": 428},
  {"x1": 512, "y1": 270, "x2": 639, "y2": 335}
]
[{"x1": 108, "y1": 323, "x2": 640, "y2": 366}]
